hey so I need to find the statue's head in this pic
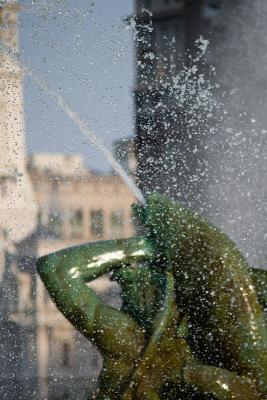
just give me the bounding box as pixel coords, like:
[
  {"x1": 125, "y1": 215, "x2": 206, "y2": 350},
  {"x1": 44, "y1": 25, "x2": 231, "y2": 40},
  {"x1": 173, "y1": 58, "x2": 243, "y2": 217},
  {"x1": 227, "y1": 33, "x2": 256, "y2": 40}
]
[
  {"x1": 133, "y1": 193, "x2": 209, "y2": 258},
  {"x1": 131, "y1": 193, "x2": 188, "y2": 257},
  {"x1": 112, "y1": 262, "x2": 165, "y2": 335},
  {"x1": 113, "y1": 193, "x2": 197, "y2": 334}
]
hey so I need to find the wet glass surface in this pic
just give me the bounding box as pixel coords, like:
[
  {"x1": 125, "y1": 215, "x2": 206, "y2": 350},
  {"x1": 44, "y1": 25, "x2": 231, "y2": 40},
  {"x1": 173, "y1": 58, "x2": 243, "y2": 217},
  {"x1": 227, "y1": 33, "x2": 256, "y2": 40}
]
[{"x1": 0, "y1": 1, "x2": 266, "y2": 399}]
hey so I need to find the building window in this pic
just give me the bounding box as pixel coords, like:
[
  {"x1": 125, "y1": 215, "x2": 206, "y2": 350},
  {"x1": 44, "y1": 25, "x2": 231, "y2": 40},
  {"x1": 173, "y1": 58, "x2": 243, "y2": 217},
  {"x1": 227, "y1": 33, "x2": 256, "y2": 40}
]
[
  {"x1": 70, "y1": 209, "x2": 83, "y2": 239},
  {"x1": 90, "y1": 209, "x2": 104, "y2": 238},
  {"x1": 0, "y1": 177, "x2": 8, "y2": 198},
  {"x1": 37, "y1": 210, "x2": 42, "y2": 226},
  {"x1": 110, "y1": 210, "x2": 124, "y2": 238},
  {"x1": 62, "y1": 342, "x2": 71, "y2": 367},
  {"x1": 48, "y1": 209, "x2": 63, "y2": 238}
]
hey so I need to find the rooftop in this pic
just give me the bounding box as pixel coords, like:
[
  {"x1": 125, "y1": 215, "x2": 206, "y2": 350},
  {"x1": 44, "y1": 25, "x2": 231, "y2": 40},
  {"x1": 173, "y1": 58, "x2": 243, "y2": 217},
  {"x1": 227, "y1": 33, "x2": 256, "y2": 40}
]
[{"x1": 28, "y1": 153, "x2": 89, "y2": 177}]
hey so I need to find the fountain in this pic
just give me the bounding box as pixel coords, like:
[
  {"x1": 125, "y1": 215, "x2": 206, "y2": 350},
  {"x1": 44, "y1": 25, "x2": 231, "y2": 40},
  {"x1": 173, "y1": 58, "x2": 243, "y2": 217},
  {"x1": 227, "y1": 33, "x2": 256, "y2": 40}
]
[
  {"x1": 1, "y1": 1, "x2": 266, "y2": 398},
  {"x1": 0, "y1": 41, "x2": 145, "y2": 206},
  {"x1": 134, "y1": 0, "x2": 267, "y2": 271},
  {"x1": 37, "y1": 193, "x2": 267, "y2": 399},
  {"x1": 204, "y1": 0, "x2": 267, "y2": 270}
]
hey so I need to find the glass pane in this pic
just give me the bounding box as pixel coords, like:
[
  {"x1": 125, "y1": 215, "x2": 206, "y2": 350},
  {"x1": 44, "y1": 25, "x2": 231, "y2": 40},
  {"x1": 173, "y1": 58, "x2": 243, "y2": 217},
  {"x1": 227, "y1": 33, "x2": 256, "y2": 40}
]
[{"x1": 1, "y1": 1, "x2": 266, "y2": 399}]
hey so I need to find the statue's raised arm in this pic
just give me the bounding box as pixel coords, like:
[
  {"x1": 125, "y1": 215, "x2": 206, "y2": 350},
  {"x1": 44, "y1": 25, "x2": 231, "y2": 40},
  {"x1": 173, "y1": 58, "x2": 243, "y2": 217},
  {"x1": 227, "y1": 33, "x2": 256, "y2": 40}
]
[
  {"x1": 37, "y1": 237, "x2": 154, "y2": 351},
  {"x1": 37, "y1": 238, "x2": 156, "y2": 398}
]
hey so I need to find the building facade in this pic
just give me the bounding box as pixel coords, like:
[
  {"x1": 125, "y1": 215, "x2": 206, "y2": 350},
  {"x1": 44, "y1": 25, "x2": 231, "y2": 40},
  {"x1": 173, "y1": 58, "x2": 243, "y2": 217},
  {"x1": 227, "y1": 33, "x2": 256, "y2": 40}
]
[
  {"x1": 0, "y1": 2, "x2": 136, "y2": 399},
  {"x1": 27, "y1": 153, "x2": 136, "y2": 399},
  {"x1": 1, "y1": 152, "x2": 136, "y2": 400},
  {"x1": 0, "y1": 0, "x2": 37, "y2": 268},
  {"x1": 0, "y1": 1, "x2": 38, "y2": 398},
  {"x1": 134, "y1": 0, "x2": 267, "y2": 270},
  {"x1": 134, "y1": 0, "x2": 224, "y2": 205},
  {"x1": 29, "y1": 153, "x2": 135, "y2": 246}
]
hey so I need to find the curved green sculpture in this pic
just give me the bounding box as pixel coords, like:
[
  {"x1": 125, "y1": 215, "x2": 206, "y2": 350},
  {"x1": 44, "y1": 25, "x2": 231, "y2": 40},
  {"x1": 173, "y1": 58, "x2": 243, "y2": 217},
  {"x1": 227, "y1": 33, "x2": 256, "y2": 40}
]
[{"x1": 37, "y1": 193, "x2": 267, "y2": 399}]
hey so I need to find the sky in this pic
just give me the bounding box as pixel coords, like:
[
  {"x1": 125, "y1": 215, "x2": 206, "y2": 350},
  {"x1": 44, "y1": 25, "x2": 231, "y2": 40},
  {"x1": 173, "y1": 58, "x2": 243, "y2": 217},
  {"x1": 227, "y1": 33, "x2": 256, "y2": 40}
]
[{"x1": 19, "y1": 0, "x2": 135, "y2": 171}]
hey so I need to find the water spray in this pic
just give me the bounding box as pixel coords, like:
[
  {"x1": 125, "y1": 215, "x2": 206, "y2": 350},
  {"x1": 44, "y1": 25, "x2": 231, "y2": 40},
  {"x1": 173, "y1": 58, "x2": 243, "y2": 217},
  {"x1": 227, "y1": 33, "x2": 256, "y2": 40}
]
[{"x1": 0, "y1": 42, "x2": 146, "y2": 205}]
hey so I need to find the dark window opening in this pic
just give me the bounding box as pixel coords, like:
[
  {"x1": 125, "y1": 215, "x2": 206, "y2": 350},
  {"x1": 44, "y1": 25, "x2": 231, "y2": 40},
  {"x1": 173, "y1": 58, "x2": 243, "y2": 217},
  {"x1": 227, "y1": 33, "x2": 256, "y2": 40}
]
[
  {"x1": 70, "y1": 209, "x2": 83, "y2": 239},
  {"x1": 62, "y1": 342, "x2": 71, "y2": 367},
  {"x1": 0, "y1": 177, "x2": 8, "y2": 197},
  {"x1": 48, "y1": 209, "x2": 63, "y2": 238},
  {"x1": 90, "y1": 209, "x2": 104, "y2": 238},
  {"x1": 110, "y1": 210, "x2": 124, "y2": 238}
]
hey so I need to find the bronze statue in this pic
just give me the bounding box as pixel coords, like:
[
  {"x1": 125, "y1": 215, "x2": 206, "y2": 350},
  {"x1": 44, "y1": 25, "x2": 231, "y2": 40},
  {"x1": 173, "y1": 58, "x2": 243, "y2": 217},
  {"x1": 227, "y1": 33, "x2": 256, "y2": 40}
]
[{"x1": 37, "y1": 193, "x2": 267, "y2": 399}]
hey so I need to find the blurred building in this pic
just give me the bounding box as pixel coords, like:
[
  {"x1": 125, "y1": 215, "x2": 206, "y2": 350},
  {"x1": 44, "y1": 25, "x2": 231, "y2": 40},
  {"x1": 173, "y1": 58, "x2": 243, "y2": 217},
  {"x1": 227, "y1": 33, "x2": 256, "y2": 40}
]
[
  {"x1": 2, "y1": 152, "x2": 136, "y2": 400},
  {"x1": 0, "y1": 0, "x2": 37, "y2": 269},
  {"x1": 134, "y1": 0, "x2": 267, "y2": 269},
  {"x1": 0, "y1": 2, "x2": 136, "y2": 399},
  {"x1": 134, "y1": 0, "x2": 223, "y2": 203},
  {"x1": 27, "y1": 153, "x2": 135, "y2": 399},
  {"x1": 28, "y1": 153, "x2": 135, "y2": 247},
  {"x1": 0, "y1": 1, "x2": 38, "y2": 398}
]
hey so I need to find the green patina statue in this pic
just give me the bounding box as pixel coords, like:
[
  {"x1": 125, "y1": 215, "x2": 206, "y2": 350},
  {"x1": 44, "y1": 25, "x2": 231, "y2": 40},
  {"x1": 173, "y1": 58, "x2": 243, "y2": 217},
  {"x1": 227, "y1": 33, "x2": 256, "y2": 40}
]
[{"x1": 37, "y1": 193, "x2": 267, "y2": 400}]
